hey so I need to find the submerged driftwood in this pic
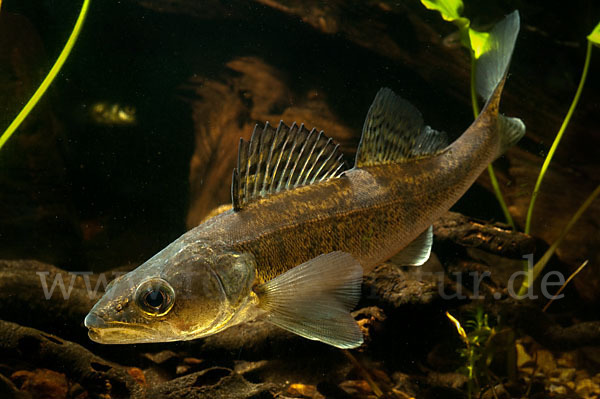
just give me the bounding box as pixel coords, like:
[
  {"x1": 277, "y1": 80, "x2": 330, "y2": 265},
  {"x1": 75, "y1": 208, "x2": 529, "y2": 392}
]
[
  {"x1": 0, "y1": 213, "x2": 595, "y2": 349},
  {"x1": 0, "y1": 320, "x2": 145, "y2": 399},
  {"x1": 0, "y1": 320, "x2": 276, "y2": 399},
  {"x1": 1, "y1": 212, "x2": 599, "y2": 397}
]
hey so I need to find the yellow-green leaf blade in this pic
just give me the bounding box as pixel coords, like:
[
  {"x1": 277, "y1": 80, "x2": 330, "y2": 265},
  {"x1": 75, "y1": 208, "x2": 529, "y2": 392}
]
[
  {"x1": 588, "y1": 21, "x2": 600, "y2": 46},
  {"x1": 468, "y1": 29, "x2": 490, "y2": 59},
  {"x1": 420, "y1": 0, "x2": 469, "y2": 29},
  {"x1": 420, "y1": 0, "x2": 463, "y2": 20}
]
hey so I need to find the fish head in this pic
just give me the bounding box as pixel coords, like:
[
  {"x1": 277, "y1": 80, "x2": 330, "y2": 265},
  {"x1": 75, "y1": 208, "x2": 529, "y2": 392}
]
[{"x1": 85, "y1": 235, "x2": 257, "y2": 344}]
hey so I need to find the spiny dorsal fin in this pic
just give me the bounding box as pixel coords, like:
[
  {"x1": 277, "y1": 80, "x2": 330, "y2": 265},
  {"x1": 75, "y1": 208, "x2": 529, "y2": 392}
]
[
  {"x1": 355, "y1": 88, "x2": 448, "y2": 168},
  {"x1": 232, "y1": 121, "x2": 346, "y2": 211}
]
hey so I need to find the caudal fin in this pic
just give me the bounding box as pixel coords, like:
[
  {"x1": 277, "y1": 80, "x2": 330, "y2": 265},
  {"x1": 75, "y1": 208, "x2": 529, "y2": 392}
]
[
  {"x1": 476, "y1": 11, "x2": 526, "y2": 153},
  {"x1": 476, "y1": 11, "x2": 521, "y2": 102}
]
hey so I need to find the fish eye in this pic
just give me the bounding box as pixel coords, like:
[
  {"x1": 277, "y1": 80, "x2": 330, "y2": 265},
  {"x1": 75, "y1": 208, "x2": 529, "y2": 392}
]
[{"x1": 135, "y1": 278, "x2": 175, "y2": 316}]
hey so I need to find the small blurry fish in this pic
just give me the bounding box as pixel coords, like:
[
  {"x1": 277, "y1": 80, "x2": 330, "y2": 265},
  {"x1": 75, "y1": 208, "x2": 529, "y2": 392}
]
[
  {"x1": 89, "y1": 102, "x2": 137, "y2": 126},
  {"x1": 85, "y1": 12, "x2": 524, "y2": 348}
]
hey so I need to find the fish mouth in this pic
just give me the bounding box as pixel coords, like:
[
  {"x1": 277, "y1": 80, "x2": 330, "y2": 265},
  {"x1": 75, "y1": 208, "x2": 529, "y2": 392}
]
[
  {"x1": 84, "y1": 312, "x2": 107, "y2": 329},
  {"x1": 84, "y1": 312, "x2": 162, "y2": 344}
]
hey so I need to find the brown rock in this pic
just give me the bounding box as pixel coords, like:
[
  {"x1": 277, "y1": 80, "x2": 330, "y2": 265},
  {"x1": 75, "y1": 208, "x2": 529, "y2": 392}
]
[
  {"x1": 575, "y1": 378, "x2": 600, "y2": 398},
  {"x1": 127, "y1": 368, "x2": 147, "y2": 386},
  {"x1": 535, "y1": 349, "x2": 557, "y2": 374},
  {"x1": 11, "y1": 369, "x2": 68, "y2": 399},
  {"x1": 516, "y1": 342, "x2": 534, "y2": 369},
  {"x1": 338, "y1": 380, "x2": 374, "y2": 396},
  {"x1": 287, "y1": 383, "x2": 324, "y2": 398}
]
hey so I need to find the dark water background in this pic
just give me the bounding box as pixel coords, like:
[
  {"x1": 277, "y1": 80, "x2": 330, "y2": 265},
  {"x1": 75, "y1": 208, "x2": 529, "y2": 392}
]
[
  {"x1": 4, "y1": 0, "x2": 465, "y2": 271},
  {"x1": 2, "y1": 0, "x2": 599, "y2": 295}
]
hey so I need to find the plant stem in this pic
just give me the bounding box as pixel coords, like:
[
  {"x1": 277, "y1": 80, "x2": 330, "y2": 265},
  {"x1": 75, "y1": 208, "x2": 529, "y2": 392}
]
[
  {"x1": 519, "y1": 184, "x2": 600, "y2": 296},
  {"x1": 542, "y1": 260, "x2": 589, "y2": 312},
  {"x1": 470, "y1": 56, "x2": 480, "y2": 117},
  {"x1": 470, "y1": 55, "x2": 516, "y2": 230},
  {"x1": 0, "y1": 0, "x2": 91, "y2": 151},
  {"x1": 524, "y1": 41, "x2": 593, "y2": 234},
  {"x1": 343, "y1": 350, "x2": 383, "y2": 397},
  {"x1": 487, "y1": 165, "x2": 516, "y2": 229}
]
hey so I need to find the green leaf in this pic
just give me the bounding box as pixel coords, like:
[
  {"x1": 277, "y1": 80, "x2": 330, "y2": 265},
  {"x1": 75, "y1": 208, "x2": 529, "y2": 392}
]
[
  {"x1": 588, "y1": 21, "x2": 600, "y2": 46},
  {"x1": 420, "y1": 0, "x2": 471, "y2": 50},
  {"x1": 420, "y1": 0, "x2": 470, "y2": 30},
  {"x1": 468, "y1": 29, "x2": 490, "y2": 59},
  {"x1": 420, "y1": 0, "x2": 463, "y2": 21}
]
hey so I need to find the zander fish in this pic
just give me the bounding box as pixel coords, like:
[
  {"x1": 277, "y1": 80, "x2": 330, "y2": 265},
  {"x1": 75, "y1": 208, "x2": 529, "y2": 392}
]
[{"x1": 85, "y1": 12, "x2": 524, "y2": 348}]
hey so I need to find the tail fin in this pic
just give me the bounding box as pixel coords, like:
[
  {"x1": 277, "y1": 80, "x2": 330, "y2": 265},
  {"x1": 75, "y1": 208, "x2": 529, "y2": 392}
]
[
  {"x1": 476, "y1": 10, "x2": 526, "y2": 153},
  {"x1": 476, "y1": 11, "x2": 521, "y2": 102}
]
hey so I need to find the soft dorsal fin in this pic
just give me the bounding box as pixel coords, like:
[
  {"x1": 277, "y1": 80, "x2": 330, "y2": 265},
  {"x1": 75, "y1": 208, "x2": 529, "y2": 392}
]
[
  {"x1": 355, "y1": 88, "x2": 448, "y2": 168},
  {"x1": 232, "y1": 121, "x2": 346, "y2": 211}
]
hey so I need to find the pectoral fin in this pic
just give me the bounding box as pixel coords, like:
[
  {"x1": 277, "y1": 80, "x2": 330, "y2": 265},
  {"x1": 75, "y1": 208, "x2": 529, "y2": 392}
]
[
  {"x1": 390, "y1": 226, "x2": 433, "y2": 266},
  {"x1": 254, "y1": 252, "x2": 364, "y2": 349}
]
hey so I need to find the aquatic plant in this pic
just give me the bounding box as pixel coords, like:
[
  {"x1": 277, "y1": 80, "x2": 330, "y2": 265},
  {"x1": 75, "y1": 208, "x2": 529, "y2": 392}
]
[
  {"x1": 421, "y1": 0, "x2": 516, "y2": 230},
  {"x1": 0, "y1": 0, "x2": 90, "y2": 151},
  {"x1": 421, "y1": 2, "x2": 600, "y2": 298},
  {"x1": 518, "y1": 185, "x2": 600, "y2": 296},
  {"x1": 446, "y1": 308, "x2": 495, "y2": 398},
  {"x1": 448, "y1": 307, "x2": 521, "y2": 398},
  {"x1": 542, "y1": 259, "x2": 589, "y2": 312},
  {"x1": 517, "y1": 22, "x2": 600, "y2": 295},
  {"x1": 524, "y1": 21, "x2": 600, "y2": 234}
]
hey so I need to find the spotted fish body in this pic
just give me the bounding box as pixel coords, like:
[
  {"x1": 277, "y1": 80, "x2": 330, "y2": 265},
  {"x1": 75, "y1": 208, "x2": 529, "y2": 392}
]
[
  {"x1": 85, "y1": 12, "x2": 524, "y2": 348},
  {"x1": 198, "y1": 92, "x2": 505, "y2": 284}
]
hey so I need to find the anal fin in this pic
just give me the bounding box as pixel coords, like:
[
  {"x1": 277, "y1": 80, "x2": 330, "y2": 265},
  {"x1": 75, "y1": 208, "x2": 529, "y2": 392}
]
[
  {"x1": 390, "y1": 226, "x2": 433, "y2": 266},
  {"x1": 254, "y1": 252, "x2": 364, "y2": 349}
]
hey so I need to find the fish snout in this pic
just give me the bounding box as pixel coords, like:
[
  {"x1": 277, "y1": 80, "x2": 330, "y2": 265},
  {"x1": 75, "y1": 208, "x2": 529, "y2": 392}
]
[{"x1": 84, "y1": 312, "x2": 107, "y2": 329}]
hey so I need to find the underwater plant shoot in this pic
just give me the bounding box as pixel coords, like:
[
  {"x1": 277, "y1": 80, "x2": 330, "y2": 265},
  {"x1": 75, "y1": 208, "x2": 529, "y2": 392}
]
[{"x1": 1, "y1": 1, "x2": 599, "y2": 398}]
